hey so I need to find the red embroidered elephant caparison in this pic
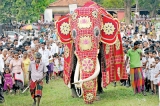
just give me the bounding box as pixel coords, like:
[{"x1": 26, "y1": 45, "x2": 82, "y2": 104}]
[{"x1": 56, "y1": 1, "x2": 127, "y2": 104}]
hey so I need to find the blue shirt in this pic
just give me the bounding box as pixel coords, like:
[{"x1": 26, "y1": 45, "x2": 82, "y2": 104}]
[{"x1": 52, "y1": 33, "x2": 57, "y2": 40}]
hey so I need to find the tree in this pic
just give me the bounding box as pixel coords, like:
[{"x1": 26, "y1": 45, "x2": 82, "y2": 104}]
[
  {"x1": 0, "y1": 0, "x2": 55, "y2": 23},
  {"x1": 124, "y1": 0, "x2": 131, "y2": 24},
  {"x1": 101, "y1": 0, "x2": 124, "y2": 8},
  {"x1": 139, "y1": 0, "x2": 160, "y2": 18},
  {"x1": 93, "y1": 0, "x2": 102, "y2": 3},
  {"x1": 101, "y1": 0, "x2": 135, "y2": 24}
]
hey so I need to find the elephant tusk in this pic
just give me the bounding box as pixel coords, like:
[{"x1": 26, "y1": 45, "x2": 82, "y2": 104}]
[
  {"x1": 73, "y1": 61, "x2": 83, "y2": 97},
  {"x1": 74, "y1": 60, "x2": 80, "y2": 86}
]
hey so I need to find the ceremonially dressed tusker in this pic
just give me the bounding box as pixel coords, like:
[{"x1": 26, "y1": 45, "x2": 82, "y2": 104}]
[{"x1": 56, "y1": 1, "x2": 127, "y2": 104}]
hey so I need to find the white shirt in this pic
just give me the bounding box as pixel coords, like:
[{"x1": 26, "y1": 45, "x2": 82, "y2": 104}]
[
  {"x1": 39, "y1": 48, "x2": 51, "y2": 66},
  {"x1": 51, "y1": 43, "x2": 59, "y2": 55},
  {"x1": 2, "y1": 41, "x2": 5, "y2": 45},
  {"x1": 17, "y1": 40, "x2": 22, "y2": 47},
  {"x1": 34, "y1": 30, "x2": 39, "y2": 37},
  {"x1": 60, "y1": 57, "x2": 64, "y2": 71},
  {"x1": 29, "y1": 61, "x2": 48, "y2": 82},
  {"x1": 146, "y1": 57, "x2": 155, "y2": 70},
  {"x1": 154, "y1": 62, "x2": 160, "y2": 74},
  {"x1": 141, "y1": 57, "x2": 147, "y2": 67},
  {"x1": 142, "y1": 36, "x2": 148, "y2": 41},
  {"x1": 0, "y1": 55, "x2": 4, "y2": 72},
  {"x1": 120, "y1": 31, "x2": 125, "y2": 38},
  {"x1": 142, "y1": 26, "x2": 145, "y2": 32},
  {"x1": 54, "y1": 58, "x2": 59, "y2": 70},
  {"x1": 31, "y1": 42, "x2": 35, "y2": 48}
]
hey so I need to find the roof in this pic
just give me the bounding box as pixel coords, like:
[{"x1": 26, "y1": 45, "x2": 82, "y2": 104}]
[{"x1": 49, "y1": 0, "x2": 92, "y2": 7}]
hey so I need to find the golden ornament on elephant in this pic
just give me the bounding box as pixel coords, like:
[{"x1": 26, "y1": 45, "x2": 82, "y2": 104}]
[
  {"x1": 105, "y1": 44, "x2": 110, "y2": 54},
  {"x1": 103, "y1": 22, "x2": 115, "y2": 35},
  {"x1": 64, "y1": 45, "x2": 69, "y2": 58},
  {"x1": 72, "y1": 12, "x2": 77, "y2": 20},
  {"x1": 82, "y1": 58, "x2": 94, "y2": 73},
  {"x1": 83, "y1": 80, "x2": 94, "y2": 90},
  {"x1": 79, "y1": 36, "x2": 93, "y2": 51},
  {"x1": 78, "y1": 16, "x2": 92, "y2": 29},
  {"x1": 60, "y1": 22, "x2": 70, "y2": 35},
  {"x1": 86, "y1": 93, "x2": 94, "y2": 101},
  {"x1": 115, "y1": 39, "x2": 120, "y2": 50},
  {"x1": 92, "y1": 11, "x2": 98, "y2": 18}
]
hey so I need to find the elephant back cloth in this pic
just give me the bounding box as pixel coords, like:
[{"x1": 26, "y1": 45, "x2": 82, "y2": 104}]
[{"x1": 56, "y1": 1, "x2": 127, "y2": 104}]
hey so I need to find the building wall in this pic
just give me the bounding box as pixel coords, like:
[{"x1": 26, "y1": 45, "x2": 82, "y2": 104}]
[
  {"x1": 48, "y1": 7, "x2": 70, "y2": 14},
  {"x1": 48, "y1": 7, "x2": 70, "y2": 21},
  {"x1": 54, "y1": 14, "x2": 62, "y2": 21},
  {"x1": 117, "y1": 10, "x2": 125, "y2": 21},
  {"x1": 47, "y1": 6, "x2": 126, "y2": 21}
]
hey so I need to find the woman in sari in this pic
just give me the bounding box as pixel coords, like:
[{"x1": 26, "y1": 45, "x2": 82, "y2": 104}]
[
  {"x1": 9, "y1": 51, "x2": 25, "y2": 94},
  {"x1": 22, "y1": 51, "x2": 30, "y2": 87}
]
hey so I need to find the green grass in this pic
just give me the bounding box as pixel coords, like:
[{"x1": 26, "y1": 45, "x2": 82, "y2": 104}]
[{"x1": 0, "y1": 79, "x2": 158, "y2": 106}]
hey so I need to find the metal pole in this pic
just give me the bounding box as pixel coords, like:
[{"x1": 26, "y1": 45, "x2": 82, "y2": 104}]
[{"x1": 133, "y1": 0, "x2": 138, "y2": 33}]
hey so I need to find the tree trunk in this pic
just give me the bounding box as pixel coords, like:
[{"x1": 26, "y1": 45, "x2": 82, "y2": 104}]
[
  {"x1": 150, "y1": 0, "x2": 157, "y2": 18},
  {"x1": 150, "y1": 10, "x2": 156, "y2": 18},
  {"x1": 124, "y1": 0, "x2": 131, "y2": 25}
]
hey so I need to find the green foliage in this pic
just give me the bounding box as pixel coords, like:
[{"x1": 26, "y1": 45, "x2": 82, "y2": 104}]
[
  {"x1": 101, "y1": 0, "x2": 135, "y2": 8},
  {"x1": 139, "y1": 0, "x2": 160, "y2": 17},
  {"x1": 139, "y1": 0, "x2": 160, "y2": 11},
  {"x1": 0, "y1": 0, "x2": 55, "y2": 23},
  {"x1": 101, "y1": 0, "x2": 124, "y2": 8}
]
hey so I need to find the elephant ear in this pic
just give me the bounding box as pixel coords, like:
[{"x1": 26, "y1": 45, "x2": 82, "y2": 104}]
[
  {"x1": 101, "y1": 15, "x2": 119, "y2": 45},
  {"x1": 56, "y1": 15, "x2": 74, "y2": 86},
  {"x1": 56, "y1": 15, "x2": 72, "y2": 43}
]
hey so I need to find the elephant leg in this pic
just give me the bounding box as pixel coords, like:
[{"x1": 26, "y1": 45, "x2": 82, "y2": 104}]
[
  {"x1": 70, "y1": 53, "x2": 78, "y2": 98},
  {"x1": 97, "y1": 47, "x2": 103, "y2": 94},
  {"x1": 96, "y1": 70, "x2": 101, "y2": 101},
  {"x1": 97, "y1": 70, "x2": 103, "y2": 94}
]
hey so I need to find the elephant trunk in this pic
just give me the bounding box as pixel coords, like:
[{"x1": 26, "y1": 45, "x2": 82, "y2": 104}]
[{"x1": 73, "y1": 57, "x2": 100, "y2": 90}]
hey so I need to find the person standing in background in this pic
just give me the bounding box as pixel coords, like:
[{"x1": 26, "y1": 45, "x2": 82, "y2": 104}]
[
  {"x1": 126, "y1": 41, "x2": 146, "y2": 96},
  {"x1": 39, "y1": 42, "x2": 51, "y2": 84}
]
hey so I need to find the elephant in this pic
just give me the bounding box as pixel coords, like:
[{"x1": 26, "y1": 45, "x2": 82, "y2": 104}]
[{"x1": 56, "y1": 1, "x2": 128, "y2": 104}]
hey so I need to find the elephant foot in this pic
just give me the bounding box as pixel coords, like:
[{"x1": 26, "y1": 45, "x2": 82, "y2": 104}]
[
  {"x1": 71, "y1": 88, "x2": 78, "y2": 98},
  {"x1": 114, "y1": 82, "x2": 116, "y2": 87},
  {"x1": 97, "y1": 89, "x2": 104, "y2": 94},
  {"x1": 95, "y1": 95, "x2": 101, "y2": 101}
]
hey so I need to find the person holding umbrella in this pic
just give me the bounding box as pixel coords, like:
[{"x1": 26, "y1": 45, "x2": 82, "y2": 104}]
[{"x1": 29, "y1": 52, "x2": 48, "y2": 106}]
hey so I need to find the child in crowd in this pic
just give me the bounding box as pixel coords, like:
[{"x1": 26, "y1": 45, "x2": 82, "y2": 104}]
[
  {"x1": 125, "y1": 49, "x2": 131, "y2": 87},
  {"x1": 146, "y1": 50, "x2": 155, "y2": 94},
  {"x1": 3, "y1": 68, "x2": 13, "y2": 93},
  {"x1": 153, "y1": 57, "x2": 160, "y2": 95},
  {"x1": 143, "y1": 51, "x2": 149, "y2": 91},
  {"x1": 48, "y1": 57, "x2": 54, "y2": 80},
  {"x1": 53, "y1": 53, "x2": 59, "y2": 79},
  {"x1": 59, "y1": 53, "x2": 64, "y2": 78}
]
